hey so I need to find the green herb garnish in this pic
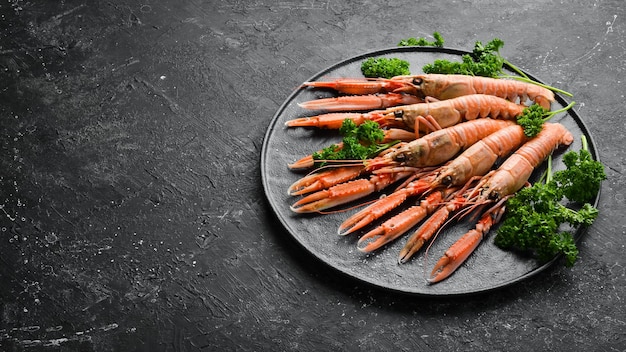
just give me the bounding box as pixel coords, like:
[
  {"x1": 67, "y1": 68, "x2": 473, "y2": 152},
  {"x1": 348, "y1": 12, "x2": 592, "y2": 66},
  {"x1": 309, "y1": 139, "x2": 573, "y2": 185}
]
[
  {"x1": 361, "y1": 57, "x2": 411, "y2": 78},
  {"x1": 423, "y1": 38, "x2": 514, "y2": 78},
  {"x1": 312, "y1": 119, "x2": 397, "y2": 165},
  {"x1": 517, "y1": 102, "x2": 576, "y2": 137},
  {"x1": 553, "y1": 136, "x2": 606, "y2": 203},
  {"x1": 398, "y1": 32, "x2": 444, "y2": 47},
  {"x1": 422, "y1": 55, "x2": 501, "y2": 78},
  {"x1": 422, "y1": 38, "x2": 573, "y2": 97},
  {"x1": 495, "y1": 136, "x2": 605, "y2": 266}
]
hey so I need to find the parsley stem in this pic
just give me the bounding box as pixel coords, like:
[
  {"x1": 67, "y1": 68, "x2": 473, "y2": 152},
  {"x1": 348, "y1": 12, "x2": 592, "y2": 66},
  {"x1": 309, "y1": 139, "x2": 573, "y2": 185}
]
[
  {"x1": 545, "y1": 155, "x2": 554, "y2": 184},
  {"x1": 503, "y1": 61, "x2": 529, "y2": 80},
  {"x1": 544, "y1": 101, "x2": 576, "y2": 121},
  {"x1": 581, "y1": 135, "x2": 589, "y2": 152},
  {"x1": 501, "y1": 74, "x2": 574, "y2": 97}
]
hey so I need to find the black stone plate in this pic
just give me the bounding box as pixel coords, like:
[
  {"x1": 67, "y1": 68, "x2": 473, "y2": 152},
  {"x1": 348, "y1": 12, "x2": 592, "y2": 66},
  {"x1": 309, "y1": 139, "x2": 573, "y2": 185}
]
[{"x1": 261, "y1": 47, "x2": 599, "y2": 296}]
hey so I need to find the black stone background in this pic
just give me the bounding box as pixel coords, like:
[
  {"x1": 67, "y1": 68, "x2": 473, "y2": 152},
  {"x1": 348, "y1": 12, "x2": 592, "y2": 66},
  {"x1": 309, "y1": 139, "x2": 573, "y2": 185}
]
[{"x1": 1, "y1": 1, "x2": 625, "y2": 351}]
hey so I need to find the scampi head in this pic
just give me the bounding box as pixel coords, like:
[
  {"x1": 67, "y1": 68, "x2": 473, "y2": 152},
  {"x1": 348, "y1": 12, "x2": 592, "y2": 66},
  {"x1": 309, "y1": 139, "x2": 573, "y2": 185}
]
[
  {"x1": 480, "y1": 186, "x2": 503, "y2": 202},
  {"x1": 403, "y1": 74, "x2": 442, "y2": 99},
  {"x1": 457, "y1": 182, "x2": 501, "y2": 219},
  {"x1": 387, "y1": 75, "x2": 421, "y2": 96},
  {"x1": 430, "y1": 166, "x2": 454, "y2": 189},
  {"x1": 430, "y1": 170, "x2": 457, "y2": 190},
  {"x1": 391, "y1": 74, "x2": 465, "y2": 101},
  {"x1": 386, "y1": 140, "x2": 431, "y2": 167},
  {"x1": 477, "y1": 173, "x2": 519, "y2": 204},
  {"x1": 390, "y1": 109, "x2": 415, "y2": 131},
  {"x1": 409, "y1": 74, "x2": 476, "y2": 101},
  {"x1": 439, "y1": 175, "x2": 454, "y2": 186},
  {"x1": 431, "y1": 159, "x2": 473, "y2": 189},
  {"x1": 390, "y1": 75, "x2": 428, "y2": 99}
]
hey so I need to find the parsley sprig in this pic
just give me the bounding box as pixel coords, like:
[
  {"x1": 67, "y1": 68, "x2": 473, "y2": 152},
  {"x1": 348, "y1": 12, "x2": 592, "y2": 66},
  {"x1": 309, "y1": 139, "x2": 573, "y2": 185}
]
[
  {"x1": 360, "y1": 32, "x2": 444, "y2": 78},
  {"x1": 517, "y1": 102, "x2": 576, "y2": 137},
  {"x1": 553, "y1": 135, "x2": 606, "y2": 203},
  {"x1": 422, "y1": 38, "x2": 510, "y2": 78},
  {"x1": 398, "y1": 32, "x2": 444, "y2": 47},
  {"x1": 361, "y1": 57, "x2": 411, "y2": 79},
  {"x1": 422, "y1": 38, "x2": 573, "y2": 98},
  {"x1": 495, "y1": 136, "x2": 605, "y2": 266},
  {"x1": 312, "y1": 119, "x2": 398, "y2": 165}
]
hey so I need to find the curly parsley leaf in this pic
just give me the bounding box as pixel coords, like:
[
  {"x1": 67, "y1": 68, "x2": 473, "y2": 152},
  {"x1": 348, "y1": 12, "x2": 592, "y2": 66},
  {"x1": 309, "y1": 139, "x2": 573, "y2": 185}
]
[
  {"x1": 517, "y1": 105, "x2": 546, "y2": 138},
  {"x1": 553, "y1": 135, "x2": 606, "y2": 203},
  {"x1": 398, "y1": 32, "x2": 444, "y2": 47},
  {"x1": 495, "y1": 142, "x2": 604, "y2": 267},
  {"x1": 422, "y1": 38, "x2": 507, "y2": 77},
  {"x1": 470, "y1": 39, "x2": 506, "y2": 74},
  {"x1": 495, "y1": 182, "x2": 584, "y2": 266},
  {"x1": 472, "y1": 38, "x2": 505, "y2": 58},
  {"x1": 312, "y1": 120, "x2": 397, "y2": 165},
  {"x1": 361, "y1": 57, "x2": 411, "y2": 78},
  {"x1": 423, "y1": 55, "x2": 502, "y2": 77},
  {"x1": 517, "y1": 102, "x2": 576, "y2": 137}
]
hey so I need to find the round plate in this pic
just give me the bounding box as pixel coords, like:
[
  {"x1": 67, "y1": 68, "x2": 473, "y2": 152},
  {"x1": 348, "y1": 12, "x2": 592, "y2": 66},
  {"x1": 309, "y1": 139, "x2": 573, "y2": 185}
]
[{"x1": 261, "y1": 47, "x2": 599, "y2": 296}]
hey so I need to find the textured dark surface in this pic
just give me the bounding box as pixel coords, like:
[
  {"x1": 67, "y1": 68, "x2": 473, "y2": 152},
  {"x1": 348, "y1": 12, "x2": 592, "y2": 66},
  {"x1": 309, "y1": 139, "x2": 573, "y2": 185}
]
[{"x1": 1, "y1": 1, "x2": 625, "y2": 351}]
